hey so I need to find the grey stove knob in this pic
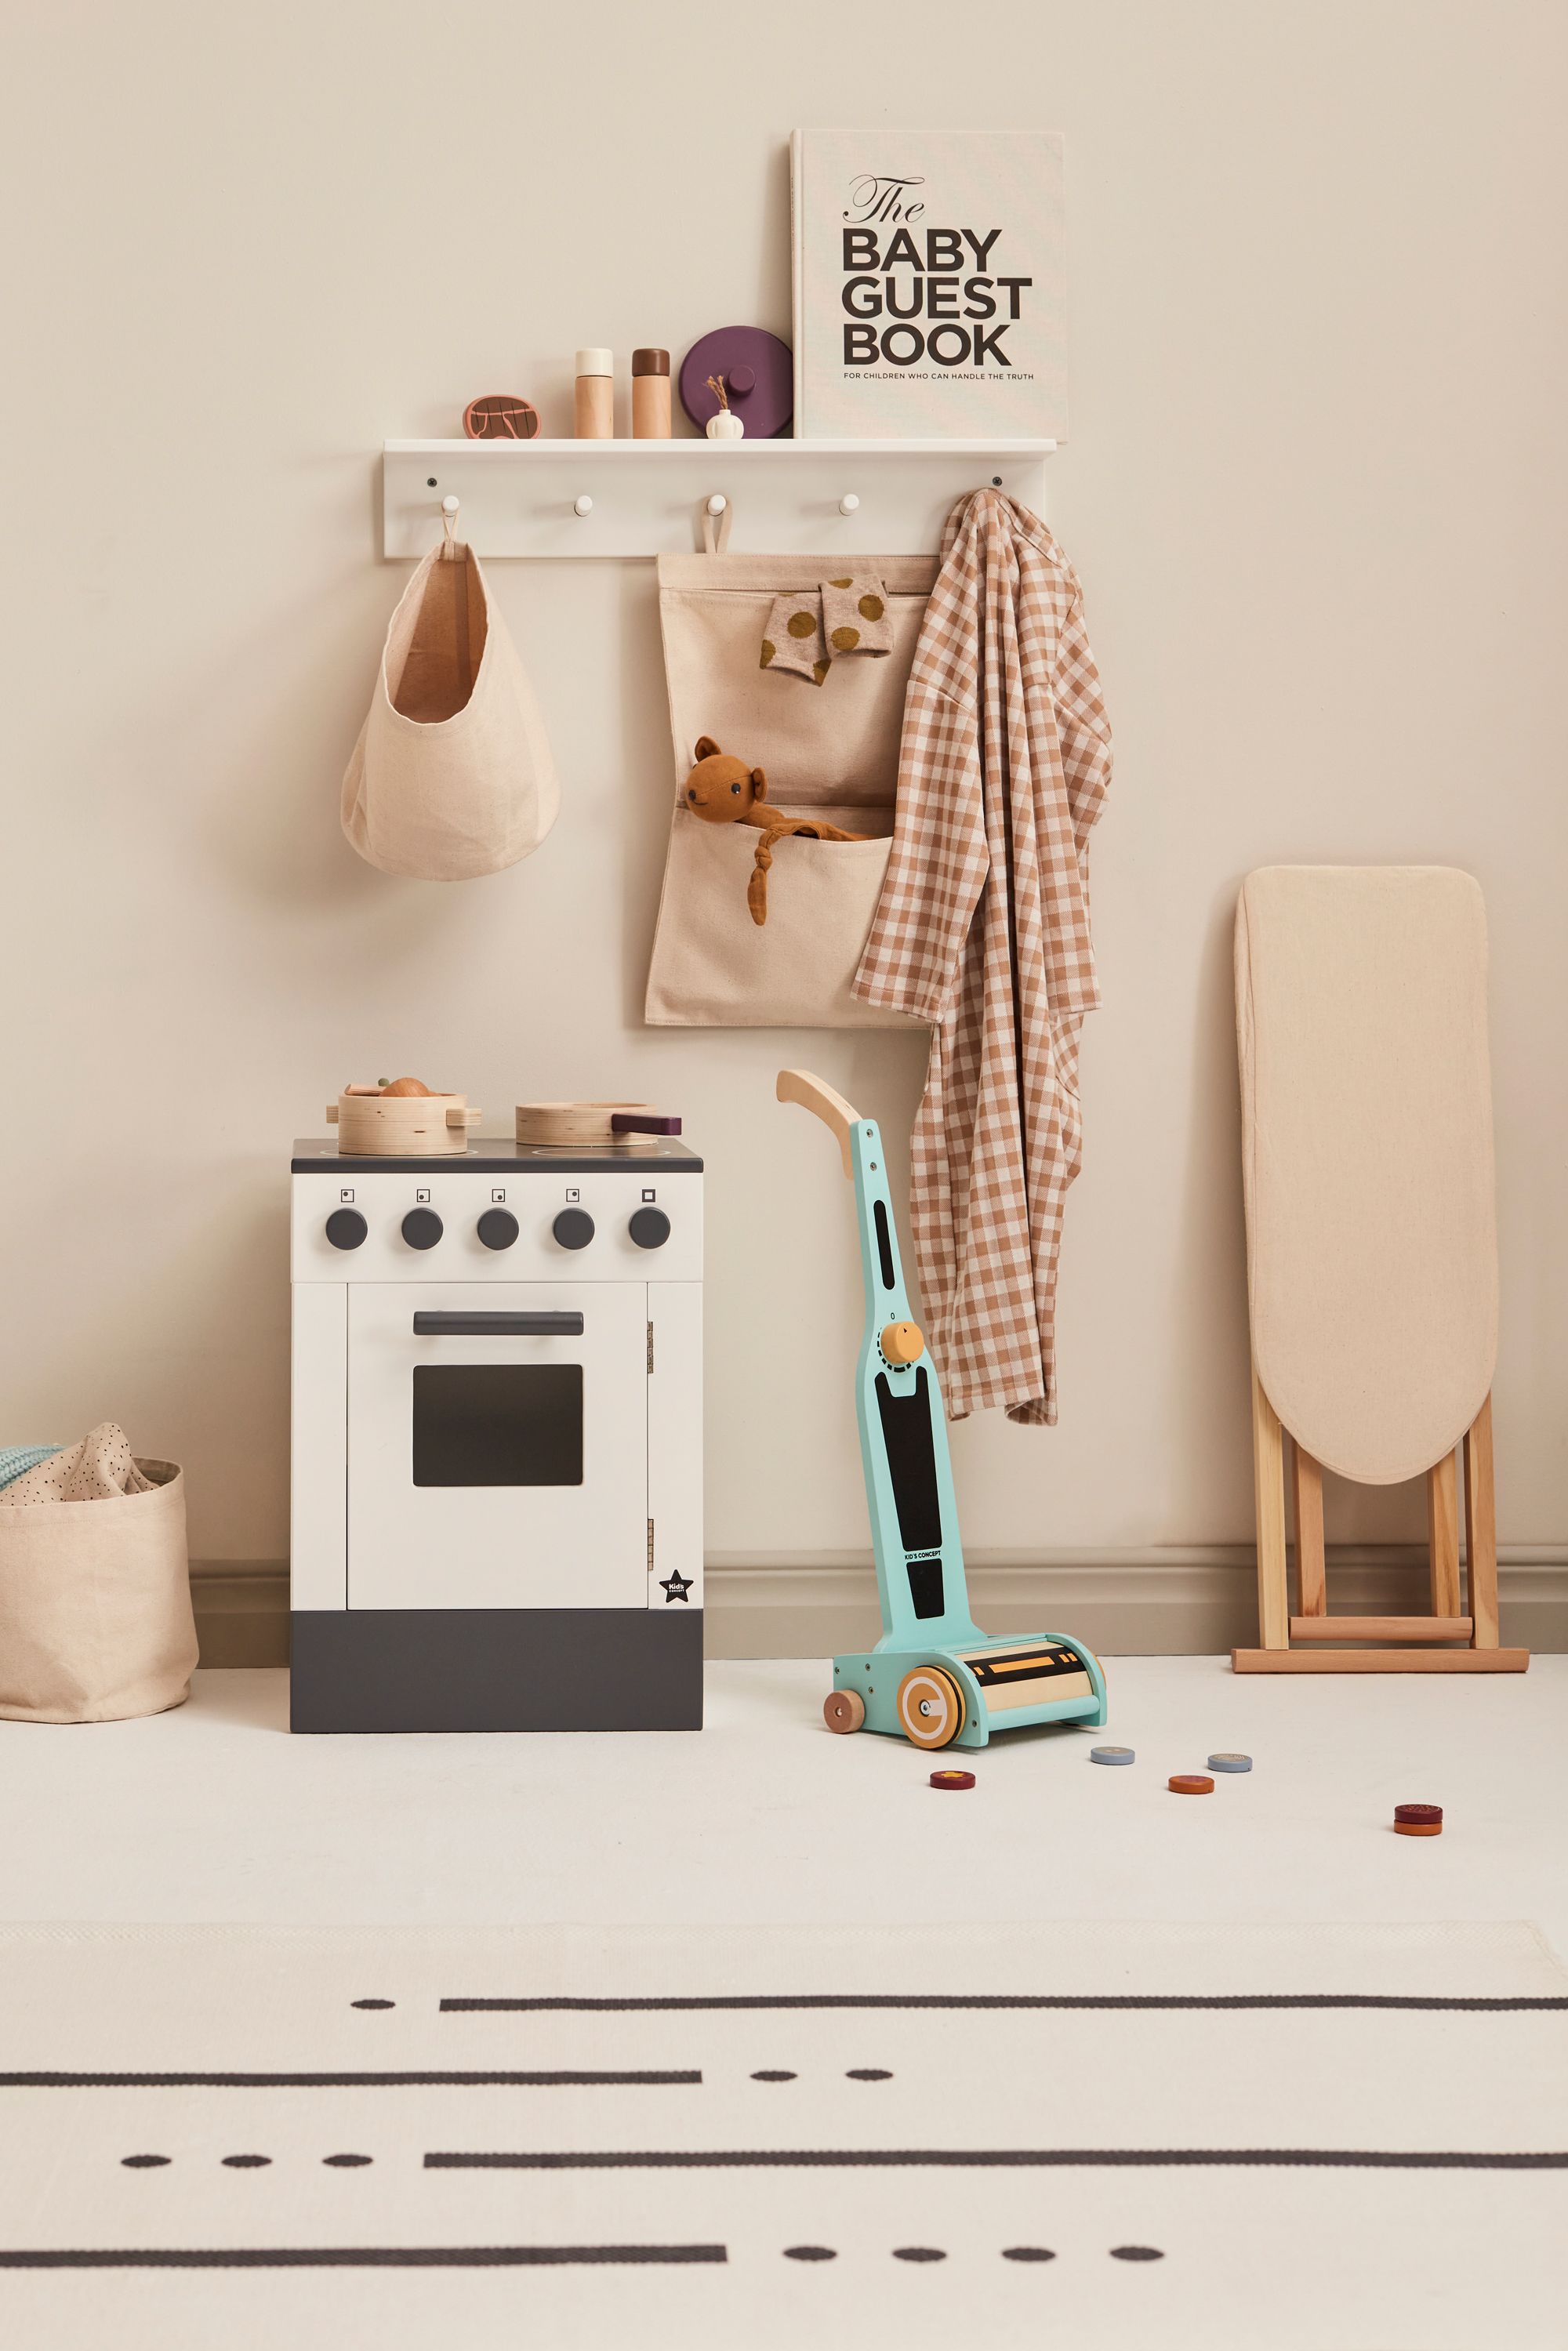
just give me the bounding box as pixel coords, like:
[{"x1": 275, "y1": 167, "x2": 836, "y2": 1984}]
[
  {"x1": 325, "y1": 1208, "x2": 367, "y2": 1250},
  {"x1": 401, "y1": 1207, "x2": 443, "y2": 1250},
  {"x1": 629, "y1": 1206, "x2": 671, "y2": 1250},
  {"x1": 477, "y1": 1208, "x2": 518, "y2": 1250},
  {"x1": 553, "y1": 1207, "x2": 595, "y2": 1250}
]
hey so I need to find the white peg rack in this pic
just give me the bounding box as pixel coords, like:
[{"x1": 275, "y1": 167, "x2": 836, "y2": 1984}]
[{"x1": 382, "y1": 438, "x2": 1054, "y2": 561}]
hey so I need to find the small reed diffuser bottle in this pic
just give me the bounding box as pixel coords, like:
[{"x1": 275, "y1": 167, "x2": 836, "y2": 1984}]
[{"x1": 705, "y1": 374, "x2": 743, "y2": 439}]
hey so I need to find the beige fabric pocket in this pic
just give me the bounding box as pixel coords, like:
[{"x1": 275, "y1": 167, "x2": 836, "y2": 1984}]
[
  {"x1": 645, "y1": 553, "x2": 937, "y2": 1027},
  {"x1": 646, "y1": 813, "x2": 916, "y2": 1029},
  {"x1": 0, "y1": 1461, "x2": 197, "y2": 1723}
]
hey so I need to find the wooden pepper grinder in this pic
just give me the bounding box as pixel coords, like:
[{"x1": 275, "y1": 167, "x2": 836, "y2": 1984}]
[{"x1": 632, "y1": 348, "x2": 671, "y2": 437}]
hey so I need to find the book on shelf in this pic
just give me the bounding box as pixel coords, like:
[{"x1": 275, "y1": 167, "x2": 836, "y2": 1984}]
[{"x1": 790, "y1": 128, "x2": 1068, "y2": 443}]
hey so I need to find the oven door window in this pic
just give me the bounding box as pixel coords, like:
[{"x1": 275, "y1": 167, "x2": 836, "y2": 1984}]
[{"x1": 412, "y1": 1363, "x2": 583, "y2": 1488}]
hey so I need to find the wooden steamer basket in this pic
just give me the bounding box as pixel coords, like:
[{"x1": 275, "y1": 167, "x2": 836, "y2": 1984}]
[
  {"x1": 515, "y1": 1102, "x2": 681, "y2": 1148},
  {"x1": 328, "y1": 1088, "x2": 482, "y2": 1156}
]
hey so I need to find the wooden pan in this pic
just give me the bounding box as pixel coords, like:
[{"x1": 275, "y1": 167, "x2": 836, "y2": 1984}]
[
  {"x1": 328, "y1": 1088, "x2": 482, "y2": 1157},
  {"x1": 514, "y1": 1101, "x2": 681, "y2": 1148}
]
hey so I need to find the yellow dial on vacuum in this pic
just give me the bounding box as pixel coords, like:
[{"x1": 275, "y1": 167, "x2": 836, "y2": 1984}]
[{"x1": 880, "y1": 1320, "x2": 925, "y2": 1365}]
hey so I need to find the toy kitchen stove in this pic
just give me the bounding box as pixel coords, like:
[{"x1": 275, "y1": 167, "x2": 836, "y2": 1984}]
[{"x1": 289, "y1": 1131, "x2": 702, "y2": 1732}]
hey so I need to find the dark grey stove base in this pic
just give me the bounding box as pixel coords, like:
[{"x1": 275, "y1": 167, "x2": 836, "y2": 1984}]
[{"x1": 290, "y1": 1609, "x2": 702, "y2": 1733}]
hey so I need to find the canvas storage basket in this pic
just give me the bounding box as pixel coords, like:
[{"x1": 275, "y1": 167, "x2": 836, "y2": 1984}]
[
  {"x1": 342, "y1": 539, "x2": 560, "y2": 880},
  {"x1": 0, "y1": 1460, "x2": 197, "y2": 1722},
  {"x1": 644, "y1": 551, "x2": 938, "y2": 1027}
]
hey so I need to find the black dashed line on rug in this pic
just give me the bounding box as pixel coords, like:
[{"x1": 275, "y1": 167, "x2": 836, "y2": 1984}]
[
  {"x1": 440, "y1": 1993, "x2": 1568, "y2": 2013},
  {"x1": 120, "y1": 2156, "x2": 169, "y2": 2169},
  {"x1": 322, "y1": 2153, "x2": 374, "y2": 2167},
  {"x1": 893, "y1": 2247, "x2": 946, "y2": 2262},
  {"x1": 0, "y1": 2245, "x2": 728, "y2": 2269},
  {"x1": 351, "y1": 1999, "x2": 395, "y2": 2010},
  {"x1": 750, "y1": 2070, "x2": 797, "y2": 2081},
  {"x1": 13, "y1": 2069, "x2": 702, "y2": 2089},
  {"x1": 783, "y1": 2245, "x2": 837, "y2": 2261},
  {"x1": 220, "y1": 2155, "x2": 271, "y2": 2168},
  {"x1": 423, "y1": 2146, "x2": 1568, "y2": 2173},
  {"x1": 846, "y1": 2068, "x2": 893, "y2": 2081},
  {"x1": 1110, "y1": 2244, "x2": 1164, "y2": 2261}
]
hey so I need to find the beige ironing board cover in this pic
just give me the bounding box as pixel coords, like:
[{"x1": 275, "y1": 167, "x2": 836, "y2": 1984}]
[{"x1": 1235, "y1": 866, "x2": 1497, "y2": 1486}]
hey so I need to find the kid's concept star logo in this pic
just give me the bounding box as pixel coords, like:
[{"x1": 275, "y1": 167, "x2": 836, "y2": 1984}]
[{"x1": 659, "y1": 1571, "x2": 693, "y2": 1605}]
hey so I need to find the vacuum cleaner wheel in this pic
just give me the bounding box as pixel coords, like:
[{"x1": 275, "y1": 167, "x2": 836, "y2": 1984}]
[{"x1": 897, "y1": 1665, "x2": 964, "y2": 1750}]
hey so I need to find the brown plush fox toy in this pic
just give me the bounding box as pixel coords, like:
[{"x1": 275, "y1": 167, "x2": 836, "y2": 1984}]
[{"x1": 682, "y1": 736, "x2": 868, "y2": 926}]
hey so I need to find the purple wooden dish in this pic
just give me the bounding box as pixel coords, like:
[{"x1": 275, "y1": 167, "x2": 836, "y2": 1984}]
[{"x1": 678, "y1": 326, "x2": 793, "y2": 438}]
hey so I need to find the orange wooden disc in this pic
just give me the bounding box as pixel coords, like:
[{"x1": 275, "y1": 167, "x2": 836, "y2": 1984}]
[
  {"x1": 1168, "y1": 1774, "x2": 1214, "y2": 1795},
  {"x1": 1394, "y1": 1821, "x2": 1443, "y2": 1836}
]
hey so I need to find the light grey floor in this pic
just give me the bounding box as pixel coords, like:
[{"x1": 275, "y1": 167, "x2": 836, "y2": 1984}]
[{"x1": 3, "y1": 1656, "x2": 1564, "y2": 1960}]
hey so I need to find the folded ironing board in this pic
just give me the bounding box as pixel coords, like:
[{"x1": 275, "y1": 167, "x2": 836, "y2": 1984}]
[{"x1": 1231, "y1": 866, "x2": 1526, "y2": 1672}]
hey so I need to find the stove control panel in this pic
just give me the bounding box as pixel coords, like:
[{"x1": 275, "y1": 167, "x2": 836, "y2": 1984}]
[{"x1": 293, "y1": 1173, "x2": 701, "y2": 1283}]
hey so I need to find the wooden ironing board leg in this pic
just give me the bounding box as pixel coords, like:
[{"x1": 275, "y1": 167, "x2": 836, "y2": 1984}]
[
  {"x1": 1428, "y1": 1450, "x2": 1461, "y2": 1618},
  {"x1": 1250, "y1": 1366, "x2": 1290, "y2": 1649},
  {"x1": 1290, "y1": 1442, "x2": 1327, "y2": 1617},
  {"x1": 1236, "y1": 1373, "x2": 1524, "y2": 1675},
  {"x1": 1463, "y1": 1394, "x2": 1499, "y2": 1649}
]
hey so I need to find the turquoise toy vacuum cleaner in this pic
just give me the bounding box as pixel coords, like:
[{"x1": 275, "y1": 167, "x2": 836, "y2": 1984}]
[{"x1": 778, "y1": 1070, "x2": 1108, "y2": 1751}]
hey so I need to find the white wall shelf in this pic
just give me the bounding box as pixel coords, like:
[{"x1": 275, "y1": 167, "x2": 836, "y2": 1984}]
[{"x1": 382, "y1": 437, "x2": 1054, "y2": 561}]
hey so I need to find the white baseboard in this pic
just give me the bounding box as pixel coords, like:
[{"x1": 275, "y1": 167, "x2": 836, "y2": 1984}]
[{"x1": 192, "y1": 1547, "x2": 1568, "y2": 1665}]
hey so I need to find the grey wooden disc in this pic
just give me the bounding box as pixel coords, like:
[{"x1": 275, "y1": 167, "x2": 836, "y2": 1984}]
[{"x1": 1089, "y1": 1746, "x2": 1135, "y2": 1765}]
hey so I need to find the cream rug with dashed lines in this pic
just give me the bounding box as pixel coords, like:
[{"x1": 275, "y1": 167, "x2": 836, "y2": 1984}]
[{"x1": 0, "y1": 1920, "x2": 1562, "y2": 2350}]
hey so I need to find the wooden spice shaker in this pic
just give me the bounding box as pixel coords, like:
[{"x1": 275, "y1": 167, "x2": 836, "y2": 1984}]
[
  {"x1": 574, "y1": 348, "x2": 615, "y2": 437},
  {"x1": 632, "y1": 347, "x2": 671, "y2": 438}
]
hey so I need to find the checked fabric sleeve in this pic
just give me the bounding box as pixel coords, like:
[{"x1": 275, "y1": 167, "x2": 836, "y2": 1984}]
[{"x1": 852, "y1": 491, "x2": 1112, "y2": 1424}]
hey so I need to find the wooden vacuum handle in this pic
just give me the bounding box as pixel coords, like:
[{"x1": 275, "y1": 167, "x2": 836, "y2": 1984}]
[{"x1": 776, "y1": 1068, "x2": 861, "y2": 1178}]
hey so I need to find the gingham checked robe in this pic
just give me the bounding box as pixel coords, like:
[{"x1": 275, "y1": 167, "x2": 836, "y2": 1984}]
[{"x1": 851, "y1": 491, "x2": 1112, "y2": 1424}]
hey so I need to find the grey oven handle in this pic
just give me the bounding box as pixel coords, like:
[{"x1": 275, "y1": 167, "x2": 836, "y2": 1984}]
[{"x1": 412, "y1": 1312, "x2": 585, "y2": 1337}]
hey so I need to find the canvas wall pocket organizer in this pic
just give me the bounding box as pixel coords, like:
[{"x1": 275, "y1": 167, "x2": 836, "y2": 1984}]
[{"x1": 644, "y1": 551, "x2": 938, "y2": 1029}]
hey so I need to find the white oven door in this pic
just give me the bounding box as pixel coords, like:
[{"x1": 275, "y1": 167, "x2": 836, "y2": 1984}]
[{"x1": 347, "y1": 1283, "x2": 648, "y2": 1611}]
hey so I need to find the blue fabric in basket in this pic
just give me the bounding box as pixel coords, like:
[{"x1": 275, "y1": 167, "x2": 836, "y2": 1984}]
[{"x1": 0, "y1": 1446, "x2": 62, "y2": 1493}]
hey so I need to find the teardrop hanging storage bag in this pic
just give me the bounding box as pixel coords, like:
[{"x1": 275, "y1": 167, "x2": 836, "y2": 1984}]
[{"x1": 342, "y1": 535, "x2": 560, "y2": 880}]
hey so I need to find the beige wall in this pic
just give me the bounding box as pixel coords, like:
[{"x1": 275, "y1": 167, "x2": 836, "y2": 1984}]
[{"x1": 4, "y1": 0, "x2": 1565, "y2": 1577}]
